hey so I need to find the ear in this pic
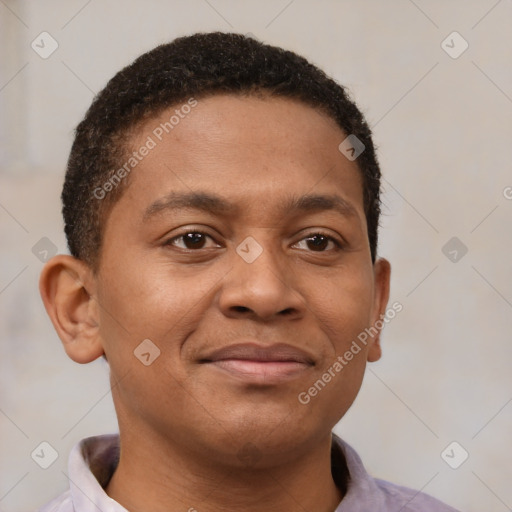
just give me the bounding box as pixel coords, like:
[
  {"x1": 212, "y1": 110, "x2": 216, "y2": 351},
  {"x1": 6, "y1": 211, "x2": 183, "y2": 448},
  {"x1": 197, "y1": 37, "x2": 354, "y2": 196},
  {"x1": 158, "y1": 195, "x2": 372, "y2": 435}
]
[
  {"x1": 367, "y1": 257, "x2": 391, "y2": 363},
  {"x1": 39, "y1": 254, "x2": 104, "y2": 364}
]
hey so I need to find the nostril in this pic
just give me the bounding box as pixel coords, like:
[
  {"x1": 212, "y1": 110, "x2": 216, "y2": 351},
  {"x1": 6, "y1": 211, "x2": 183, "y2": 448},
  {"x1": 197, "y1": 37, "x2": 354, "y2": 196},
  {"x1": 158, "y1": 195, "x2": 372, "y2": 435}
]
[{"x1": 232, "y1": 306, "x2": 251, "y2": 313}]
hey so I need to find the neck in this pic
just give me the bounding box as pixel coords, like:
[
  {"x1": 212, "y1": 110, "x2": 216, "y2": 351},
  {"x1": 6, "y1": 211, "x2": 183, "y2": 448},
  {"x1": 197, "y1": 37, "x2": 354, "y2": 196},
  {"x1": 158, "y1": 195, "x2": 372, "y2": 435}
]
[{"x1": 105, "y1": 427, "x2": 345, "y2": 512}]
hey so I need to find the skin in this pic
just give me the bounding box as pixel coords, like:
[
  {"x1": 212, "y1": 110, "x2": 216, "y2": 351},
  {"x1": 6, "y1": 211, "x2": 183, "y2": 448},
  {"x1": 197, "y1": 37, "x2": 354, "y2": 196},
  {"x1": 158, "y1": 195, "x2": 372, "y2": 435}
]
[{"x1": 40, "y1": 94, "x2": 391, "y2": 512}]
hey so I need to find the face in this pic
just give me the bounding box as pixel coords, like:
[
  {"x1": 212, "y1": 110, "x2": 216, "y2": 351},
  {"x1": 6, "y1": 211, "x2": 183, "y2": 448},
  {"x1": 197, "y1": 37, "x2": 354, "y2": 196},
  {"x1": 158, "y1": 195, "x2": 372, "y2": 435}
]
[{"x1": 92, "y1": 94, "x2": 390, "y2": 464}]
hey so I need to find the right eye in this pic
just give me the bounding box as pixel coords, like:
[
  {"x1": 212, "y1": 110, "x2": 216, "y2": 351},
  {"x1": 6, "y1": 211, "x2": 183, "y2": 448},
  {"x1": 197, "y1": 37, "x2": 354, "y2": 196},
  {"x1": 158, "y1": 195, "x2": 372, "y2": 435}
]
[{"x1": 165, "y1": 231, "x2": 220, "y2": 250}]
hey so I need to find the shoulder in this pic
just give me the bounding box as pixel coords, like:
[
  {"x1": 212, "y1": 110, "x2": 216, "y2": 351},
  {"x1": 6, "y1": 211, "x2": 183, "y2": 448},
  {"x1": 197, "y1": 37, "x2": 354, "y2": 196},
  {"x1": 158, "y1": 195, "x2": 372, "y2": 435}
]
[
  {"x1": 36, "y1": 490, "x2": 73, "y2": 512},
  {"x1": 332, "y1": 433, "x2": 460, "y2": 512},
  {"x1": 374, "y1": 478, "x2": 460, "y2": 511}
]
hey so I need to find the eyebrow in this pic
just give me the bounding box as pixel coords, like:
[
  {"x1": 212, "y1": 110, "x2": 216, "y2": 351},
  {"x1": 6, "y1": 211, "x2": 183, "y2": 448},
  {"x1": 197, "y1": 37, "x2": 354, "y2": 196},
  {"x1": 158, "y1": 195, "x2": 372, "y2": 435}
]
[
  {"x1": 143, "y1": 192, "x2": 237, "y2": 221},
  {"x1": 142, "y1": 191, "x2": 358, "y2": 222}
]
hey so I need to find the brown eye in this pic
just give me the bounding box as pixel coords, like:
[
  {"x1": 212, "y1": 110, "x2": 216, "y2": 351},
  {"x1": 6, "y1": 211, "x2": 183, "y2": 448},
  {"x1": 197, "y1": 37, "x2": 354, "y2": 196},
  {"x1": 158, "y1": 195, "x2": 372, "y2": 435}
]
[
  {"x1": 168, "y1": 232, "x2": 219, "y2": 250},
  {"x1": 183, "y1": 233, "x2": 206, "y2": 249},
  {"x1": 293, "y1": 233, "x2": 340, "y2": 252},
  {"x1": 305, "y1": 234, "x2": 329, "y2": 251}
]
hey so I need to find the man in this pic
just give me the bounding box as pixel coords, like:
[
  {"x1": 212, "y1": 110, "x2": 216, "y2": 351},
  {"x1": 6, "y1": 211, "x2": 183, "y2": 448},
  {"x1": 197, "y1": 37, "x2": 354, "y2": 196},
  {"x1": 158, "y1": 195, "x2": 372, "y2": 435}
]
[{"x1": 38, "y1": 32, "x2": 459, "y2": 511}]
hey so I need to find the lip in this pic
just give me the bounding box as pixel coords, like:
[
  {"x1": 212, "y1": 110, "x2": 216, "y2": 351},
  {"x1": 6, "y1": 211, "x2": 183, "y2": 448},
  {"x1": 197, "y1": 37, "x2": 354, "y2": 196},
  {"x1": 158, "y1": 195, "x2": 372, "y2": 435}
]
[{"x1": 200, "y1": 343, "x2": 315, "y2": 384}]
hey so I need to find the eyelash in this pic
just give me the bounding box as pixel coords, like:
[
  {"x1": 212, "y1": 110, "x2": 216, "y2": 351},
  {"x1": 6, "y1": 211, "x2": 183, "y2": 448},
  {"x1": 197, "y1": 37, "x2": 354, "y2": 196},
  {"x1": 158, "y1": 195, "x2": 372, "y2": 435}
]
[{"x1": 165, "y1": 230, "x2": 343, "y2": 252}]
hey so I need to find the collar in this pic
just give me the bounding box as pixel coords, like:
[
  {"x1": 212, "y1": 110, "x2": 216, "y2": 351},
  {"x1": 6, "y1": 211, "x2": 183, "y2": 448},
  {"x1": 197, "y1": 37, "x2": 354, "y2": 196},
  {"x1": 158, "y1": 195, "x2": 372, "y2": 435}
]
[{"x1": 66, "y1": 432, "x2": 379, "y2": 511}]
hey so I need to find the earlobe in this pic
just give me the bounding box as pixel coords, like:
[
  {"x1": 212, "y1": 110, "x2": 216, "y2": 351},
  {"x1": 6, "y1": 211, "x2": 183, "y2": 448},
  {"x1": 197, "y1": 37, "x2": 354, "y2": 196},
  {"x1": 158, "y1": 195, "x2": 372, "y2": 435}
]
[
  {"x1": 39, "y1": 254, "x2": 104, "y2": 364},
  {"x1": 367, "y1": 257, "x2": 391, "y2": 363}
]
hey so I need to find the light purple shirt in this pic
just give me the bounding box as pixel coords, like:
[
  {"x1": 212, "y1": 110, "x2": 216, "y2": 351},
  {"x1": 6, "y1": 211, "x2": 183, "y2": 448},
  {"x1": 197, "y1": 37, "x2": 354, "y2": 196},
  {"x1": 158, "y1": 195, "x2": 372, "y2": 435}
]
[{"x1": 37, "y1": 433, "x2": 459, "y2": 511}]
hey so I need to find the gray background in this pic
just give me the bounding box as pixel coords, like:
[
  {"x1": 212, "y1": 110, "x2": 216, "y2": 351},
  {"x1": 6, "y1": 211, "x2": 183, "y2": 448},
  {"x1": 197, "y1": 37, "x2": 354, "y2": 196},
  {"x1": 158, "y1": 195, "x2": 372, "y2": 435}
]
[{"x1": 1, "y1": 1, "x2": 511, "y2": 511}]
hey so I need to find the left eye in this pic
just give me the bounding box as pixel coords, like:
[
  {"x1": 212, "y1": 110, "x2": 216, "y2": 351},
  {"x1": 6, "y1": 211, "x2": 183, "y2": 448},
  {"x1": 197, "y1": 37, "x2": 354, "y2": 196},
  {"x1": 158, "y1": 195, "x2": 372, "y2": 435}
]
[
  {"x1": 293, "y1": 234, "x2": 340, "y2": 252},
  {"x1": 167, "y1": 232, "x2": 219, "y2": 250}
]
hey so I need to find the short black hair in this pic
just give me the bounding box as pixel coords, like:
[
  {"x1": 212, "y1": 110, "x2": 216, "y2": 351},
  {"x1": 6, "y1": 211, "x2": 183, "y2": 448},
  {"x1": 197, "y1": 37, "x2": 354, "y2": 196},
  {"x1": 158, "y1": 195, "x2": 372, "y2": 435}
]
[{"x1": 62, "y1": 31, "x2": 381, "y2": 271}]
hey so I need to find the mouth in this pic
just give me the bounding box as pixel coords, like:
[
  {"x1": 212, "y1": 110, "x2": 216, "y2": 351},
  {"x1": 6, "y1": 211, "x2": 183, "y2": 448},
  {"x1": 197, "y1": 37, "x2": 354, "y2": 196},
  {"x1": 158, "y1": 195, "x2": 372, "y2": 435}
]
[{"x1": 200, "y1": 343, "x2": 315, "y2": 384}]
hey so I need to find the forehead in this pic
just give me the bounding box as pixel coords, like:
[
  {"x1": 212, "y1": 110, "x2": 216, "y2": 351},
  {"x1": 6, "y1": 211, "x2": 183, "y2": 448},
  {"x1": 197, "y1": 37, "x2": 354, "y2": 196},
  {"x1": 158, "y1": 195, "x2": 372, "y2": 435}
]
[{"x1": 109, "y1": 94, "x2": 365, "y2": 224}]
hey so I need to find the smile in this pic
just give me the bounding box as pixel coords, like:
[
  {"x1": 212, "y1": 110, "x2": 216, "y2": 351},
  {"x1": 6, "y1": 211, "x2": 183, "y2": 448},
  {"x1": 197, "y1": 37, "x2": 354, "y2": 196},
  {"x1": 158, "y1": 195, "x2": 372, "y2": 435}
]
[
  {"x1": 207, "y1": 359, "x2": 312, "y2": 383},
  {"x1": 201, "y1": 342, "x2": 315, "y2": 385}
]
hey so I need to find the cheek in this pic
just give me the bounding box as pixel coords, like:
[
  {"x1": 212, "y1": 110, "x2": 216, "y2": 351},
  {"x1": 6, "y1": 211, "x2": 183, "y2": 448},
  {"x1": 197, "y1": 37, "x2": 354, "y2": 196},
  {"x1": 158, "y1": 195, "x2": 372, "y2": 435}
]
[
  {"x1": 95, "y1": 260, "x2": 230, "y2": 356},
  {"x1": 299, "y1": 278, "x2": 374, "y2": 427},
  {"x1": 308, "y1": 264, "x2": 375, "y2": 351},
  {"x1": 96, "y1": 264, "x2": 204, "y2": 425}
]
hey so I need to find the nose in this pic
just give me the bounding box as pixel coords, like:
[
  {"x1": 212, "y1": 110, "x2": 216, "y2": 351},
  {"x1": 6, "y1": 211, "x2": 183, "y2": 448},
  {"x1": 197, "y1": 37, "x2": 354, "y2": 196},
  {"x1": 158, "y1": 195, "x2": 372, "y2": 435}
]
[{"x1": 218, "y1": 239, "x2": 306, "y2": 322}]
